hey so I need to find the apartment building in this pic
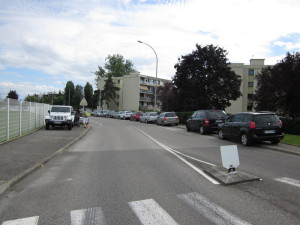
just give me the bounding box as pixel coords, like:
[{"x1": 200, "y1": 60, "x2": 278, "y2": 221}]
[
  {"x1": 97, "y1": 72, "x2": 171, "y2": 111},
  {"x1": 226, "y1": 59, "x2": 271, "y2": 114},
  {"x1": 97, "y1": 59, "x2": 271, "y2": 113}
]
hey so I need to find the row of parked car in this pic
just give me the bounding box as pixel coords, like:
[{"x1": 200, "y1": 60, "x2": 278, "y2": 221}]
[
  {"x1": 92, "y1": 110, "x2": 180, "y2": 126},
  {"x1": 92, "y1": 109, "x2": 284, "y2": 146}
]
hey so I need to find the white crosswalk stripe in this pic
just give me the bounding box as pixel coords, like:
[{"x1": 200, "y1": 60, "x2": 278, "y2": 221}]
[
  {"x1": 2, "y1": 192, "x2": 252, "y2": 225},
  {"x1": 275, "y1": 177, "x2": 300, "y2": 188},
  {"x1": 178, "y1": 192, "x2": 251, "y2": 225},
  {"x1": 1, "y1": 216, "x2": 39, "y2": 225},
  {"x1": 70, "y1": 207, "x2": 107, "y2": 225},
  {"x1": 129, "y1": 199, "x2": 179, "y2": 225}
]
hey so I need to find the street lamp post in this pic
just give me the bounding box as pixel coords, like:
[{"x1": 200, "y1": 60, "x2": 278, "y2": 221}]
[{"x1": 138, "y1": 40, "x2": 158, "y2": 112}]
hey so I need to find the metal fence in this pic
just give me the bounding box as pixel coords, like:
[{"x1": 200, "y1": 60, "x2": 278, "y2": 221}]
[{"x1": 0, "y1": 98, "x2": 51, "y2": 143}]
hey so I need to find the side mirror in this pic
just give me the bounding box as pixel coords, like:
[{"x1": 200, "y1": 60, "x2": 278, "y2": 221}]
[
  {"x1": 71, "y1": 111, "x2": 75, "y2": 115},
  {"x1": 48, "y1": 110, "x2": 50, "y2": 114}
]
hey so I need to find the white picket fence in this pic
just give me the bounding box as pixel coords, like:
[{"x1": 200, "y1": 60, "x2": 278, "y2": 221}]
[{"x1": 0, "y1": 98, "x2": 51, "y2": 143}]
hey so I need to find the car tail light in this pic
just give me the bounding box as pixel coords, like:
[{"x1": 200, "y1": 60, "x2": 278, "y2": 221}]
[
  {"x1": 204, "y1": 119, "x2": 209, "y2": 125},
  {"x1": 163, "y1": 117, "x2": 167, "y2": 121},
  {"x1": 279, "y1": 120, "x2": 283, "y2": 127},
  {"x1": 249, "y1": 121, "x2": 256, "y2": 128}
]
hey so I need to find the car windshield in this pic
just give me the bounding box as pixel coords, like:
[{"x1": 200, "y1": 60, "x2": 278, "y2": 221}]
[
  {"x1": 208, "y1": 111, "x2": 227, "y2": 119},
  {"x1": 51, "y1": 107, "x2": 70, "y2": 113},
  {"x1": 150, "y1": 113, "x2": 158, "y2": 116}
]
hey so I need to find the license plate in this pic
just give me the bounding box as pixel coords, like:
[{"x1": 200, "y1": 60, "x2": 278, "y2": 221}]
[
  {"x1": 54, "y1": 121, "x2": 62, "y2": 124},
  {"x1": 215, "y1": 120, "x2": 222, "y2": 123},
  {"x1": 264, "y1": 130, "x2": 275, "y2": 134}
]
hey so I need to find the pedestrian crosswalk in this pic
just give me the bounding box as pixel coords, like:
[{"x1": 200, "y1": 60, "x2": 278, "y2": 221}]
[{"x1": 1, "y1": 192, "x2": 252, "y2": 225}]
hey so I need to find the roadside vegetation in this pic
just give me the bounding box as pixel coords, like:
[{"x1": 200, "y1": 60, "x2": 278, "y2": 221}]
[{"x1": 281, "y1": 134, "x2": 300, "y2": 147}]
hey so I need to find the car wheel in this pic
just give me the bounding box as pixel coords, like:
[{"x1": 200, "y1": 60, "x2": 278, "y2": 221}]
[
  {"x1": 241, "y1": 133, "x2": 251, "y2": 146},
  {"x1": 68, "y1": 123, "x2": 72, "y2": 130},
  {"x1": 271, "y1": 139, "x2": 280, "y2": 144},
  {"x1": 186, "y1": 124, "x2": 191, "y2": 132},
  {"x1": 218, "y1": 130, "x2": 225, "y2": 140},
  {"x1": 200, "y1": 126, "x2": 206, "y2": 135},
  {"x1": 46, "y1": 124, "x2": 50, "y2": 130}
]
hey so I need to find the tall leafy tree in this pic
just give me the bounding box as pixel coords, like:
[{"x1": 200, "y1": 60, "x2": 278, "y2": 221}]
[
  {"x1": 84, "y1": 82, "x2": 93, "y2": 108},
  {"x1": 64, "y1": 81, "x2": 75, "y2": 106},
  {"x1": 173, "y1": 44, "x2": 242, "y2": 111},
  {"x1": 101, "y1": 75, "x2": 120, "y2": 109},
  {"x1": 7, "y1": 90, "x2": 19, "y2": 100},
  {"x1": 73, "y1": 85, "x2": 83, "y2": 109},
  {"x1": 94, "y1": 54, "x2": 136, "y2": 80},
  {"x1": 253, "y1": 52, "x2": 300, "y2": 118},
  {"x1": 53, "y1": 91, "x2": 64, "y2": 105},
  {"x1": 157, "y1": 82, "x2": 176, "y2": 111},
  {"x1": 92, "y1": 89, "x2": 101, "y2": 109}
]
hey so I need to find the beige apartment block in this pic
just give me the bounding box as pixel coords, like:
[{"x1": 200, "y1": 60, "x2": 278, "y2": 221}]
[
  {"x1": 226, "y1": 59, "x2": 272, "y2": 114},
  {"x1": 97, "y1": 72, "x2": 171, "y2": 111}
]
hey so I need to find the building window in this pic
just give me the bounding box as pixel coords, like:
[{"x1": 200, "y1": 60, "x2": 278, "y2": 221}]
[
  {"x1": 248, "y1": 69, "x2": 254, "y2": 75},
  {"x1": 248, "y1": 82, "x2": 254, "y2": 87}
]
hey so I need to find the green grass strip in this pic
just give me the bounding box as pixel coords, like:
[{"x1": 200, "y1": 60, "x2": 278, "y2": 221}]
[{"x1": 281, "y1": 134, "x2": 300, "y2": 147}]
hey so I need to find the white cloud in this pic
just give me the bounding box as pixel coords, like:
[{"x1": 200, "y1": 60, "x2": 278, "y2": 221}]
[
  {"x1": 0, "y1": 81, "x2": 61, "y2": 100},
  {"x1": 0, "y1": 0, "x2": 300, "y2": 98}
]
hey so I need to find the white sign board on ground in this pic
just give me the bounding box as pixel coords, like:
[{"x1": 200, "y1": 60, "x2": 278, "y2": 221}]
[{"x1": 220, "y1": 145, "x2": 240, "y2": 171}]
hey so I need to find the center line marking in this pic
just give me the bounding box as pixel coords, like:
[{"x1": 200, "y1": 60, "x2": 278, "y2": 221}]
[{"x1": 135, "y1": 128, "x2": 219, "y2": 184}]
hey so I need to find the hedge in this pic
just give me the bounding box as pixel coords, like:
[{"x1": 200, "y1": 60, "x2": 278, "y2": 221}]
[
  {"x1": 281, "y1": 118, "x2": 300, "y2": 135},
  {"x1": 176, "y1": 112, "x2": 194, "y2": 125}
]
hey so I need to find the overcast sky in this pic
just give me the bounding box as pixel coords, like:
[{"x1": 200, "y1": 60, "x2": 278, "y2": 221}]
[{"x1": 0, "y1": 0, "x2": 300, "y2": 100}]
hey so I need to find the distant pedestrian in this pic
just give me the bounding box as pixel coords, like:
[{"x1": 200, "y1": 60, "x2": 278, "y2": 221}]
[{"x1": 83, "y1": 110, "x2": 89, "y2": 128}]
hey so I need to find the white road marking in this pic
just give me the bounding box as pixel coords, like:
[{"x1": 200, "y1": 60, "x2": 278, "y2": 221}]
[
  {"x1": 135, "y1": 128, "x2": 219, "y2": 184},
  {"x1": 2, "y1": 216, "x2": 39, "y2": 225},
  {"x1": 275, "y1": 177, "x2": 300, "y2": 188},
  {"x1": 178, "y1": 192, "x2": 251, "y2": 225},
  {"x1": 129, "y1": 199, "x2": 179, "y2": 225},
  {"x1": 70, "y1": 207, "x2": 107, "y2": 225}
]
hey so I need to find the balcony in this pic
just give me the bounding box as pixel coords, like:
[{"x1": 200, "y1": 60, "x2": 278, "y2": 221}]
[
  {"x1": 139, "y1": 97, "x2": 154, "y2": 102},
  {"x1": 140, "y1": 89, "x2": 154, "y2": 94}
]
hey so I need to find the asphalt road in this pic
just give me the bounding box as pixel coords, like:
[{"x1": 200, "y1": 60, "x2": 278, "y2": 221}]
[{"x1": 0, "y1": 117, "x2": 300, "y2": 225}]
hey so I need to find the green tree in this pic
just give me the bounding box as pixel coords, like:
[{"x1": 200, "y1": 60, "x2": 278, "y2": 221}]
[
  {"x1": 6, "y1": 90, "x2": 19, "y2": 100},
  {"x1": 92, "y1": 89, "x2": 101, "y2": 109},
  {"x1": 173, "y1": 44, "x2": 242, "y2": 111},
  {"x1": 157, "y1": 82, "x2": 176, "y2": 111},
  {"x1": 24, "y1": 94, "x2": 39, "y2": 102},
  {"x1": 53, "y1": 92, "x2": 64, "y2": 105},
  {"x1": 94, "y1": 54, "x2": 136, "y2": 80},
  {"x1": 101, "y1": 75, "x2": 120, "y2": 109},
  {"x1": 64, "y1": 81, "x2": 75, "y2": 106},
  {"x1": 73, "y1": 85, "x2": 83, "y2": 110},
  {"x1": 84, "y1": 82, "x2": 93, "y2": 108},
  {"x1": 253, "y1": 52, "x2": 300, "y2": 118}
]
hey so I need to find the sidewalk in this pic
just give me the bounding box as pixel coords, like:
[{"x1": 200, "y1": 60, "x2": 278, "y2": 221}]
[
  {"x1": 175, "y1": 124, "x2": 300, "y2": 156},
  {"x1": 0, "y1": 126, "x2": 89, "y2": 196}
]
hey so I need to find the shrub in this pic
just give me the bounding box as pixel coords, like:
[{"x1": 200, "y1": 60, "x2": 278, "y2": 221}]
[
  {"x1": 176, "y1": 112, "x2": 193, "y2": 124},
  {"x1": 281, "y1": 118, "x2": 300, "y2": 135}
]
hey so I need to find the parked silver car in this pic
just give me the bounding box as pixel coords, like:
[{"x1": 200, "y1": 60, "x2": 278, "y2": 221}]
[
  {"x1": 140, "y1": 112, "x2": 158, "y2": 124},
  {"x1": 156, "y1": 112, "x2": 179, "y2": 126}
]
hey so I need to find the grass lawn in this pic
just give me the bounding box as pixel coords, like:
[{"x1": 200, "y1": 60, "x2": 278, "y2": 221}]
[{"x1": 281, "y1": 134, "x2": 300, "y2": 147}]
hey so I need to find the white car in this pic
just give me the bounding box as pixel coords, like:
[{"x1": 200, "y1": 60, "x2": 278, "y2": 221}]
[
  {"x1": 124, "y1": 111, "x2": 133, "y2": 120},
  {"x1": 118, "y1": 111, "x2": 126, "y2": 119}
]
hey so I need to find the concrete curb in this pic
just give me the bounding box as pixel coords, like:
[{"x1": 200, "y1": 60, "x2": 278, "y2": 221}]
[
  {"x1": 261, "y1": 145, "x2": 300, "y2": 156},
  {"x1": 0, "y1": 126, "x2": 90, "y2": 197}
]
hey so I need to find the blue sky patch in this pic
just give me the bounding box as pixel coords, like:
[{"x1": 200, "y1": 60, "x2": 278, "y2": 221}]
[{"x1": 270, "y1": 33, "x2": 300, "y2": 56}]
